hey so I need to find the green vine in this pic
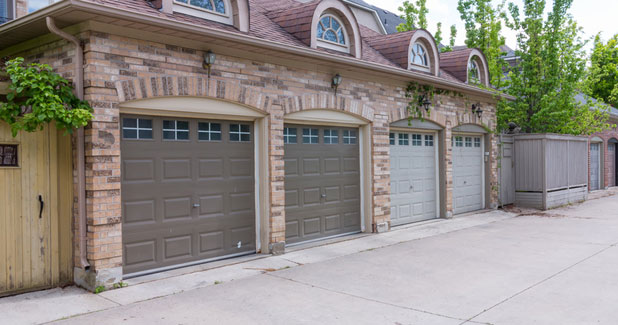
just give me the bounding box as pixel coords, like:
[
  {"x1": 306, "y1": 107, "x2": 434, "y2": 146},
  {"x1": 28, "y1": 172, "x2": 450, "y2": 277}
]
[
  {"x1": 0, "y1": 57, "x2": 92, "y2": 137},
  {"x1": 404, "y1": 81, "x2": 468, "y2": 121}
]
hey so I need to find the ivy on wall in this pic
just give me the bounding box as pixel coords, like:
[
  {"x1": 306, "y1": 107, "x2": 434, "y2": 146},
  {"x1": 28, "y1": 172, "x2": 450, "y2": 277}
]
[
  {"x1": 404, "y1": 81, "x2": 467, "y2": 119},
  {"x1": 0, "y1": 57, "x2": 92, "y2": 137}
]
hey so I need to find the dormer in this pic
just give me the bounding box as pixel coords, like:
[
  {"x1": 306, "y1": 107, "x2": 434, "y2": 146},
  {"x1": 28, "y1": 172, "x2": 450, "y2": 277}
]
[
  {"x1": 440, "y1": 48, "x2": 490, "y2": 87},
  {"x1": 156, "y1": 0, "x2": 249, "y2": 32},
  {"x1": 365, "y1": 29, "x2": 440, "y2": 77},
  {"x1": 267, "y1": 0, "x2": 362, "y2": 59}
]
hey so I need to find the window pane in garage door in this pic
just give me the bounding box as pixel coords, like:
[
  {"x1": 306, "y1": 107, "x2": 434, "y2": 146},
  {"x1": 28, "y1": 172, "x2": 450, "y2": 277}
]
[
  {"x1": 121, "y1": 115, "x2": 255, "y2": 275},
  {"x1": 284, "y1": 124, "x2": 361, "y2": 244}
]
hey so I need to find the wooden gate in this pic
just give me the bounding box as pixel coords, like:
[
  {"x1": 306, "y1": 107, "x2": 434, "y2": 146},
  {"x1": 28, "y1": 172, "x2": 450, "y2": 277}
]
[{"x1": 0, "y1": 122, "x2": 73, "y2": 296}]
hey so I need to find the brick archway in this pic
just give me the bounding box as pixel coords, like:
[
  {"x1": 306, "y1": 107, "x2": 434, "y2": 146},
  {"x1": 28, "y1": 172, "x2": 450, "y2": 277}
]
[{"x1": 115, "y1": 76, "x2": 273, "y2": 113}]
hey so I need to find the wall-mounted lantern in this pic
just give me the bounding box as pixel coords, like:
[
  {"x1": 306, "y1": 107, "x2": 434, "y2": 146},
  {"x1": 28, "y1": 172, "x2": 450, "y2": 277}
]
[
  {"x1": 331, "y1": 73, "x2": 342, "y2": 95},
  {"x1": 471, "y1": 103, "x2": 483, "y2": 118},
  {"x1": 421, "y1": 93, "x2": 432, "y2": 112},
  {"x1": 203, "y1": 50, "x2": 216, "y2": 78}
]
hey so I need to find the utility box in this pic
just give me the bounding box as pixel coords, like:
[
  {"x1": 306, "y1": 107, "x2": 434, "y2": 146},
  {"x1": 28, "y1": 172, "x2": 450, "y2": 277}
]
[{"x1": 513, "y1": 134, "x2": 588, "y2": 210}]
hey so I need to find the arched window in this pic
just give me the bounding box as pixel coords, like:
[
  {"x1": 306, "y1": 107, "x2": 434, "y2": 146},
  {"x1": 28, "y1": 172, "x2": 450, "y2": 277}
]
[
  {"x1": 176, "y1": 0, "x2": 226, "y2": 13},
  {"x1": 468, "y1": 58, "x2": 481, "y2": 83},
  {"x1": 411, "y1": 42, "x2": 429, "y2": 67},
  {"x1": 316, "y1": 14, "x2": 349, "y2": 52}
]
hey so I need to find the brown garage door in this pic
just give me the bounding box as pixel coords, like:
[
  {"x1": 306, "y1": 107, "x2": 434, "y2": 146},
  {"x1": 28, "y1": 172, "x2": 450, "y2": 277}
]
[
  {"x1": 284, "y1": 124, "x2": 361, "y2": 244},
  {"x1": 121, "y1": 115, "x2": 255, "y2": 275}
]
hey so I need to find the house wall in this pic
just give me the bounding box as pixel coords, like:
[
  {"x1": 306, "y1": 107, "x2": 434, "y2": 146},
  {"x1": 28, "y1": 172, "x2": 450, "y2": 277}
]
[
  {"x1": 8, "y1": 24, "x2": 499, "y2": 287},
  {"x1": 589, "y1": 120, "x2": 618, "y2": 189}
]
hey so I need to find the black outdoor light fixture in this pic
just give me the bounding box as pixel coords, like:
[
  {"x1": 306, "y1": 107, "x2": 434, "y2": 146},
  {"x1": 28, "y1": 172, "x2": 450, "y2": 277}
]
[
  {"x1": 203, "y1": 50, "x2": 216, "y2": 78},
  {"x1": 332, "y1": 73, "x2": 343, "y2": 95},
  {"x1": 421, "y1": 93, "x2": 432, "y2": 112},
  {"x1": 472, "y1": 103, "x2": 483, "y2": 118}
]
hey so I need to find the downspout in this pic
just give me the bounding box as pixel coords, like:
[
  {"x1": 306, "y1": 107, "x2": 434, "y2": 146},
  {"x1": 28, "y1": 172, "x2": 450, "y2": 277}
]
[{"x1": 46, "y1": 17, "x2": 90, "y2": 270}]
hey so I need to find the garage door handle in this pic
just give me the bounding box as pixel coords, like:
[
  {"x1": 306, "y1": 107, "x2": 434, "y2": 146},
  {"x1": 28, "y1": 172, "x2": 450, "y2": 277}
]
[
  {"x1": 38, "y1": 195, "x2": 44, "y2": 219},
  {"x1": 321, "y1": 194, "x2": 326, "y2": 198},
  {"x1": 193, "y1": 204, "x2": 201, "y2": 208}
]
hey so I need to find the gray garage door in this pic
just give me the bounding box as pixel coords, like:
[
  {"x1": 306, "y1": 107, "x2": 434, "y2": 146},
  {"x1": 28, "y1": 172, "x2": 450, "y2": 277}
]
[
  {"x1": 452, "y1": 135, "x2": 484, "y2": 215},
  {"x1": 121, "y1": 115, "x2": 255, "y2": 275},
  {"x1": 284, "y1": 124, "x2": 361, "y2": 244},
  {"x1": 590, "y1": 143, "x2": 601, "y2": 190},
  {"x1": 609, "y1": 143, "x2": 616, "y2": 187},
  {"x1": 389, "y1": 131, "x2": 438, "y2": 225}
]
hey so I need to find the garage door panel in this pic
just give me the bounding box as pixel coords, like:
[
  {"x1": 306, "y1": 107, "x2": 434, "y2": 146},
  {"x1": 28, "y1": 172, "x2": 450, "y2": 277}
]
[
  {"x1": 324, "y1": 158, "x2": 341, "y2": 174},
  {"x1": 124, "y1": 200, "x2": 156, "y2": 224},
  {"x1": 199, "y1": 231, "x2": 224, "y2": 254},
  {"x1": 198, "y1": 159, "x2": 224, "y2": 179},
  {"x1": 285, "y1": 124, "x2": 361, "y2": 244},
  {"x1": 123, "y1": 159, "x2": 155, "y2": 182},
  {"x1": 343, "y1": 157, "x2": 359, "y2": 173},
  {"x1": 163, "y1": 235, "x2": 193, "y2": 260},
  {"x1": 390, "y1": 131, "x2": 438, "y2": 226},
  {"x1": 125, "y1": 240, "x2": 157, "y2": 267},
  {"x1": 324, "y1": 186, "x2": 341, "y2": 202},
  {"x1": 303, "y1": 187, "x2": 321, "y2": 206},
  {"x1": 121, "y1": 116, "x2": 256, "y2": 275},
  {"x1": 162, "y1": 159, "x2": 191, "y2": 180},
  {"x1": 325, "y1": 215, "x2": 341, "y2": 231},
  {"x1": 343, "y1": 212, "x2": 360, "y2": 228},
  {"x1": 302, "y1": 158, "x2": 320, "y2": 175},
  {"x1": 198, "y1": 195, "x2": 224, "y2": 216},
  {"x1": 285, "y1": 221, "x2": 300, "y2": 239},
  {"x1": 303, "y1": 217, "x2": 321, "y2": 235},
  {"x1": 163, "y1": 197, "x2": 192, "y2": 221}
]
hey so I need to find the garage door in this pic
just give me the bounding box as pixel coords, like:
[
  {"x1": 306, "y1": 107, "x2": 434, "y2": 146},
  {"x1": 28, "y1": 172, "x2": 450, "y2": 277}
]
[
  {"x1": 284, "y1": 124, "x2": 361, "y2": 244},
  {"x1": 389, "y1": 131, "x2": 438, "y2": 225},
  {"x1": 590, "y1": 143, "x2": 601, "y2": 191},
  {"x1": 452, "y1": 135, "x2": 484, "y2": 215},
  {"x1": 609, "y1": 143, "x2": 616, "y2": 187},
  {"x1": 121, "y1": 115, "x2": 255, "y2": 275}
]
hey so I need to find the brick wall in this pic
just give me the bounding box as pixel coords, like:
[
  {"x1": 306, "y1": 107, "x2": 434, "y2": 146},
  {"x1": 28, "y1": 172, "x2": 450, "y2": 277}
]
[{"x1": 11, "y1": 27, "x2": 499, "y2": 275}]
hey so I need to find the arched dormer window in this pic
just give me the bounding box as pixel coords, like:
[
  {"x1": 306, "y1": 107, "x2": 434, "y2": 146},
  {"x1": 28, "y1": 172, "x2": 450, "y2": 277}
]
[
  {"x1": 468, "y1": 58, "x2": 480, "y2": 83},
  {"x1": 172, "y1": 0, "x2": 250, "y2": 30},
  {"x1": 467, "y1": 54, "x2": 488, "y2": 86},
  {"x1": 411, "y1": 42, "x2": 429, "y2": 67},
  {"x1": 316, "y1": 14, "x2": 349, "y2": 52}
]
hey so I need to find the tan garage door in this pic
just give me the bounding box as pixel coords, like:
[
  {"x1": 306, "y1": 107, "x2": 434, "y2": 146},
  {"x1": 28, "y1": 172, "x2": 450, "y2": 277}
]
[
  {"x1": 284, "y1": 124, "x2": 361, "y2": 245},
  {"x1": 121, "y1": 115, "x2": 255, "y2": 275}
]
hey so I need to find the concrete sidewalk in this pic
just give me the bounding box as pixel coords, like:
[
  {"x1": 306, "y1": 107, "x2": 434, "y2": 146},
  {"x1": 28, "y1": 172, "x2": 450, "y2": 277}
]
[{"x1": 2, "y1": 190, "x2": 617, "y2": 324}]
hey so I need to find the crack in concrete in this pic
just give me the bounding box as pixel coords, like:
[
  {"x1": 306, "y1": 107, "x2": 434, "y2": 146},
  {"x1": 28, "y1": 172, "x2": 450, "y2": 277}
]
[
  {"x1": 266, "y1": 273, "x2": 491, "y2": 325},
  {"x1": 461, "y1": 242, "x2": 618, "y2": 325}
]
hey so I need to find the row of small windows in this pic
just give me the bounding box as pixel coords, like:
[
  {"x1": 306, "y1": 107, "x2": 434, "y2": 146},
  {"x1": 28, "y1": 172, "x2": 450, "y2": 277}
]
[
  {"x1": 390, "y1": 133, "x2": 434, "y2": 147},
  {"x1": 122, "y1": 118, "x2": 251, "y2": 142},
  {"x1": 284, "y1": 127, "x2": 357, "y2": 145},
  {"x1": 452, "y1": 136, "x2": 482, "y2": 148}
]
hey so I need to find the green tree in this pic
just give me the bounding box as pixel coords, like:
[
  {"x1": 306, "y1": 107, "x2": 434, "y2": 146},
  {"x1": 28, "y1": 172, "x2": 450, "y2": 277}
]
[
  {"x1": 397, "y1": 0, "x2": 457, "y2": 53},
  {"x1": 0, "y1": 57, "x2": 92, "y2": 136},
  {"x1": 584, "y1": 34, "x2": 618, "y2": 107},
  {"x1": 502, "y1": 0, "x2": 611, "y2": 135},
  {"x1": 457, "y1": 0, "x2": 508, "y2": 88}
]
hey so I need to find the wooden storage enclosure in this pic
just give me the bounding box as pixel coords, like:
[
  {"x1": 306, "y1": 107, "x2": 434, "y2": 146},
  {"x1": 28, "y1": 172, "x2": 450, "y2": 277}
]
[
  {"x1": 511, "y1": 134, "x2": 588, "y2": 210},
  {"x1": 0, "y1": 122, "x2": 73, "y2": 297}
]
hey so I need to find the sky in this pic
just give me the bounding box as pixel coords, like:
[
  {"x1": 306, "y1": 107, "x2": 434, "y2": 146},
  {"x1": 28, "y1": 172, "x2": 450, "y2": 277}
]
[{"x1": 363, "y1": 0, "x2": 618, "y2": 51}]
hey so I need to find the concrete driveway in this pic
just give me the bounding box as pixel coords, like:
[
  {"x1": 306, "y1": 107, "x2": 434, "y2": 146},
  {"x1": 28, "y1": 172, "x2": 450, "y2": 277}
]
[{"x1": 3, "y1": 192, "x2": 618, "y2": 324}]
